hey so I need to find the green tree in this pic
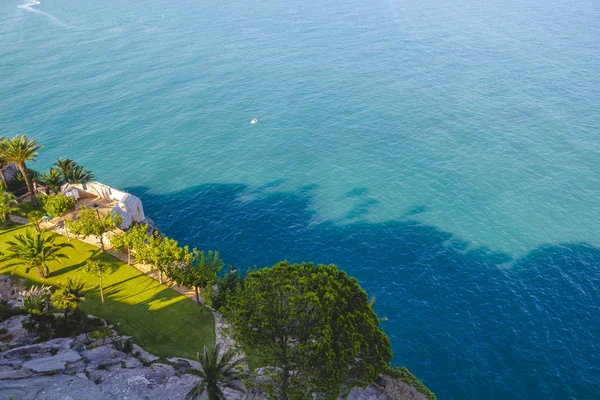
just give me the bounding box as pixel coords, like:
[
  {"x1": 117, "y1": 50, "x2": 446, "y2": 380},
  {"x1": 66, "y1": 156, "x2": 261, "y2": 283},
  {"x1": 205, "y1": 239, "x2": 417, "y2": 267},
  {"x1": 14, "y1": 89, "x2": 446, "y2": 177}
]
[
  {"x1": 40, "y1": 168, "x2": 64, "y2": 194},
  {"x1": 51, "y1": 278, "x2": 86, "y2": 331},
  {"x1": 67, "y1": 206, "x2": 123, "y2": 251},
  {"x1": 27, "y1": 210, "x2": 44, "y2": 231},
  {"x1": 137, "y1": 233, "x2": 187, "y2": 284},
  {"x1": 42, "y1": 193, "x2": 77, "y2": 239},
  {"x1": 0, "y1": 135, "x2": 42, "y2": 206},
  {"x1": 54, "y1": 158, "x2": 76, "y2": 182},
  {"x1": 225, "y1": 262, "x2": 392, "y2": 400},
  {"x1": 186, "y1": 344, "x2": 245, "y2": 400},
  {"x1": 0, "y1": 187, "x2": 18, "y2": 224},
  {"x1": 169, "y1": 249, "x2": 223, "y2": 305},
  {"x1": 82, "y1": 259, "x2": 110, "y2": 303},
  {"x1": 0, "y1": 229, "x2": 74, "y2": 277},
  {"x1": 68, "y1": 165, "x2": 95, "y2": 189},
  {"x1": 0, "y1": 139, "x2": 10, "y2": 189},
  {"x1": 110, "y1": 223, "x2": 148, "y2": 265}
]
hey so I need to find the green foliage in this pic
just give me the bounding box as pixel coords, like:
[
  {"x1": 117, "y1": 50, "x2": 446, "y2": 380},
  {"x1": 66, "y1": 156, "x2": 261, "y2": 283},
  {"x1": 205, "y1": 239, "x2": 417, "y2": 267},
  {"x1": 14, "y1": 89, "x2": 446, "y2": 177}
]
[
  {"x1": 40, "y1": 168, "x2": 64, "y2": 194},
  {"x1": 212, "y1": 272, "x2": 243, "y2": 311},
  {"x1": 136, "y1": 232, "x2": 188, "y2": 284},
  {"x1": 0, "y1": 303, "x2": 27, "y2": 322},
  {"x1": 186, "y1": 344, "x2": 246, "y2": 400},
  {"x1": 225, "y1": 261, "x2": 392, "y2": 400},
  {"x1": 19, "y1": 284, "x2": 53, "y2": 312},
  {"x1": 27, "y1": 210, "x2": 44, "y2": 231},
  {"x1": 23, "y1": 308, "x2": 57, "y2": 341},
  {"x1": 0, "y1": 186, "x2": 18, "y2": 223},
  {"x1": 67, "y1": 206, "x2": 123, "y2": 250},
  {"x1": 110, "y1": 223, "x2": 148, "y2": 264},
  {"x1": 0, "y1": 135, "x2": 42, "y2": 206},
  {"x1": 168, "y1": 249, "x2": 223, "y2": 305},
  {"x1": 89, "y1": 325, "x2": 113, "y2": 344},
  {"x1": 121, "y1": 338, "x2": 133, "y2": 354},
  {"x1": 42, "y1": 193, "x2": 76, "y2": 219},
  {"x1": 383, "y1": 365, "x2": 436, "y2": 400},
  {"x1": 54, "y1": 158, "x2": 94, "y2": 187},
  {"x1": 82, "y1": 259, "x2": 111, "y2": 303},
  {"x1": 0, "y1": 229, "x2": 74, "y2": 277}
]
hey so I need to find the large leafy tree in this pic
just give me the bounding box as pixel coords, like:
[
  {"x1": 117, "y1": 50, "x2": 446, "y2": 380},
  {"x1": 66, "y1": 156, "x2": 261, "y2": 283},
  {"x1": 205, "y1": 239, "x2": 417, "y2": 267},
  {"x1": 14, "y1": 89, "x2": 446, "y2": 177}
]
[
  {"x1": 0, "y1": 229, "x2": 74, "y2": 277},
  {"x1": 67, "y1": 206, "x2": 123, "y2": 251},
  {"x1": 51, "y1": 277, "x2": 86, "y2": 331},
  {"x1": 0, "y1": 135, "x2": 42, "y2": 206},
  {"x1": 110, "y1": 223, "x2": 148, "y2": 265},
  {"x1": 40, "y1": 168, "x2": 64, "y2": 194},
  {"x1": 169, "y1": 249, "x2": 223, "y2": 305},
  {"x1": 42, "y1": 193, "x2": 77, "y2": 239},
  {"x1": 186, "y1": 344, "x2": 245, "y2": 400},
  {"x1": 82, "y1": 259, "x2": 110, "y2": 303},
  {"x1": 0, "y1": 186, "x2": 18, "y2": 223},
  {"x1": 137, "y1": 233, "x2": 187, "y2": 284},
  {"x1": 225, "y1": 262, "x2": 392, "y2": 400}
]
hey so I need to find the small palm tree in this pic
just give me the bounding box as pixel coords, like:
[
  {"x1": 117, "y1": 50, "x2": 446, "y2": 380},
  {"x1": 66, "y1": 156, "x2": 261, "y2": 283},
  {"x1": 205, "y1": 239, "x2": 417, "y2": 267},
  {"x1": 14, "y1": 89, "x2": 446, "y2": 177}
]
[
  {"x1": 0, "y1": 187, "x2": 18, "y2": 223},
  {"x1": 52, "y1": 278, "x2": 86, "y2": 331},
  {"x1": 27, "y1": 210, "x2": 44, "y2": 231},
  {"x1": 54, "y1": 158, "x2": 77, "y2": 182},
  {"x1": 68, "y1": 165, "x2": 95, "y2": 189},
  {"x1": 0, "y1": 135, "x2": 42, "y2": 206},
  {"x1": 0, "y1": 229, "x2": 74, "y2": 277},
  {"x1": 186, "y1": 344, "x2": 246, "y2": 400},
  {"x1": 40, "y1": 168, "x2": 64, "y2": 194}
]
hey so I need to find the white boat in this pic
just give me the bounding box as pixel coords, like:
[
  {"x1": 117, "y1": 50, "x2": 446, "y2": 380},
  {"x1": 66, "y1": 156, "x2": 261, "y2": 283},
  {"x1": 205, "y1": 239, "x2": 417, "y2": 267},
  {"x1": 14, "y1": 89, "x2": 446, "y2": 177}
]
[{"x1": 251, "y1": 118, "x2": 258, "y2": 124}]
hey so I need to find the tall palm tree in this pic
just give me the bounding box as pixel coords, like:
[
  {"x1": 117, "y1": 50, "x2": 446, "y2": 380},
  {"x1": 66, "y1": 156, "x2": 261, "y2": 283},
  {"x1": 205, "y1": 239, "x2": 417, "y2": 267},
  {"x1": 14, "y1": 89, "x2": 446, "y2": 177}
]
[
  {"x1": 186, "y1": 344, "x2": 246, "y2": 400},
  {"x1": 0, "y1": 229, "x2": 74, "y2": 277},
  {"x1": 40, "y1": 168, "x2": 64, "y2": 194},
  {"x1": 51, "y1": 277, "x2": 86, "y2": 331},
  {"x1": 68, "y1": 165, "x2": 95, "y2": 189},
  {"x1": 0, "y1": 187, "x2": 18, "y2": 223},
  {"x1": 0, "y1": 135, "x2": 42, "y2": 206}
]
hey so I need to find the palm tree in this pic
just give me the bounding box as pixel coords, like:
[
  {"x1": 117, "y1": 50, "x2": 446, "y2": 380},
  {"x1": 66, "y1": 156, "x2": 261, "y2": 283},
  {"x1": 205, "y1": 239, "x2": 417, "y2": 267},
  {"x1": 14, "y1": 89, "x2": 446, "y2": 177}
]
[
  {"x1": 54, "y1": 158, "x2": 76, "y2": 183},
  {"x1": 40, "y1": 168, "x2": 64, "y2": 194},
  {"x1": 0, "y1": 187, "x2": 18, "y2": 223},
  {"x1": 27, "y1": 210, "x2": 44, "y2": 231},
  {"x1": 0, "y1": 138, "x2": 9, "y2": 189},
  {"x1": 186, "y1": 344, "x2": 246, "y2": 400},
  {"x1": 51, "y1": 277, "x2": 86, "y2": 331},
  {"x1": 0, "y1": 229, "x2": 74, "y2": 277},
  {"x1": 68, "y1": 165, "x2": 95, "y2": 189},
  {"x1": 0, "y1": 135, "x2": 42, "y2": 206}
]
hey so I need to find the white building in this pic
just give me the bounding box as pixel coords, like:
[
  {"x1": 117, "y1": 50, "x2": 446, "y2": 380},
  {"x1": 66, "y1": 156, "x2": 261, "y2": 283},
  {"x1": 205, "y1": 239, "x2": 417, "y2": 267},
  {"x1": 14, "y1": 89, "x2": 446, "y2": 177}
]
[{"x1": 61, "y1": 182, "x2": 145, "y2": 229}]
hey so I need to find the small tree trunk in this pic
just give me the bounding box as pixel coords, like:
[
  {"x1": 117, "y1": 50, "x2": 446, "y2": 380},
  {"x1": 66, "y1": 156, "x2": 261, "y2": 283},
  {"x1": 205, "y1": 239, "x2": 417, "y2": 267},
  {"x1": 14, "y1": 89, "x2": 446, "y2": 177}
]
[
  {"x1": 63, "y1": 308, "x2": 69, "y2": 331},
  {"x1": 99, "y1": 234, "x2": 105, "y2": 251},
  {"x1": 159, "y1": 269, "x2": 163, "y2": 284},
  {"x1": 194, "y1": 287, "x2": 200, "y2": 305},
  {"x1": 63, "y1": 218, "x2": 71, "y2": 240},
  {"x1": 18, "y1": 163, "x2": 38, "y2": 206},
  {"x1": 100, "y1": 277, "x2": 104, "y2": 303},
  {"x1": 127, "y1": 248, "x2": 131, "y2": 265},
  {"x1": 0, "y1": 168, "x2": 7, "y2": 189}
]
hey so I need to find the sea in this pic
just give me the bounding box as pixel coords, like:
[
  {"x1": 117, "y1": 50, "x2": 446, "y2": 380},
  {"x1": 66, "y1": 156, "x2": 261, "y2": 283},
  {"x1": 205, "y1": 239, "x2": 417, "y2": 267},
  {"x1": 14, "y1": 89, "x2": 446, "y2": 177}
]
[{"x1": 1, "y1": 0, "x2": 599, "y2": 398}]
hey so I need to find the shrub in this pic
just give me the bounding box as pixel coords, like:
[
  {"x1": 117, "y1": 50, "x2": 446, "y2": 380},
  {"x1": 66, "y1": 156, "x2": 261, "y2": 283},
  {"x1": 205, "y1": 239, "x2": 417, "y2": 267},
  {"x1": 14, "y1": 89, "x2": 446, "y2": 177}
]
[
  {"x1": 89, "y1": 325, "x2": 113, "y2": 344},
  {"x1": 0, "y1": 303, "x2": 27, "y2": 322},
  {"x1": 211, "y1": 272, "x2": 243, "y2": 311},
  {"x1": 383, "y1": 365, "x2": 436, "y2": 400},
  {"x1": 20, "y1": 285, "x2": 53, "y2": 312},
  {"x1": 23, "y1": 309, "x2": 57, "y2": 341},
  {"x1": 121, "y1": 338, "x2": 133, "y2": 354}
]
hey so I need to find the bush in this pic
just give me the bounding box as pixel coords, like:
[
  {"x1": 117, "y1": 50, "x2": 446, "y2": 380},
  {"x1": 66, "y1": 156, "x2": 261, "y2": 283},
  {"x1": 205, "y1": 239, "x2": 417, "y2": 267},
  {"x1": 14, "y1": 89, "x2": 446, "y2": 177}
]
[
  {"x1": 22, "y1": 309, "x2": 57, "y2": 341},
  {"x1": 212, "y1": 272, "x2": 243, "y2": 311},
  {"x1": 383, "y1": 365, "x2": 436, "y2": 400},
  {"x1": 0, "y1": 303, "x2": 27, "y2": 322}
]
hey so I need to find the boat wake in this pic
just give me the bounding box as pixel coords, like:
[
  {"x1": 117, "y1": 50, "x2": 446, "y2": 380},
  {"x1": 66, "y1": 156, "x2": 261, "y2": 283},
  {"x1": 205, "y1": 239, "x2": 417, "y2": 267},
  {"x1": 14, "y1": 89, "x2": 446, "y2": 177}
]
[{"x1": 18, "y1": 0, "x2": 70, "y2": 28}]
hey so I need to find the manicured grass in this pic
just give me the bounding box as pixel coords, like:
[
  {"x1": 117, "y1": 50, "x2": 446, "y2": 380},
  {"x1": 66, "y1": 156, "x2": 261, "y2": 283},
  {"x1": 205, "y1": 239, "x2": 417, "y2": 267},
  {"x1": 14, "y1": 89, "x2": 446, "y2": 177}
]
[{"x1": 0, "y1": 223, "x2": 215, "y2": 359}]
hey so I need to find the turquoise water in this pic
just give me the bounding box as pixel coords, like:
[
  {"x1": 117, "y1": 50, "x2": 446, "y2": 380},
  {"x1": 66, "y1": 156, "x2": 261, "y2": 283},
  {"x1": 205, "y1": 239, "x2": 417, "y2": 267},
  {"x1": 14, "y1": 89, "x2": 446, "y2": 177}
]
[{"x1": 1, "y1": 0, "x2": 599, "y2": 397}]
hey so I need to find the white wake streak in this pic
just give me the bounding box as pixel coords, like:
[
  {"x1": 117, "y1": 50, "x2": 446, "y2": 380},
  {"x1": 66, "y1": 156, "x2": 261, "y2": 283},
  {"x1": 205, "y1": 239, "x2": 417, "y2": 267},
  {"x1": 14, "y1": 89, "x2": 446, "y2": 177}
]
[{"x1": 18, "y1": 1, "x2": 70, "y2": 28}]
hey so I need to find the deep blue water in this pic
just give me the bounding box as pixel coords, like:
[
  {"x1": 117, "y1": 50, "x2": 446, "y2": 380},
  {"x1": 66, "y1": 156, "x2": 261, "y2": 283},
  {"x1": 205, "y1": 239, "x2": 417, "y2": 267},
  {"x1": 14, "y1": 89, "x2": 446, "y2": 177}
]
[{"x1": 1, "y1": 0, "x2": 599, "y2": 398}]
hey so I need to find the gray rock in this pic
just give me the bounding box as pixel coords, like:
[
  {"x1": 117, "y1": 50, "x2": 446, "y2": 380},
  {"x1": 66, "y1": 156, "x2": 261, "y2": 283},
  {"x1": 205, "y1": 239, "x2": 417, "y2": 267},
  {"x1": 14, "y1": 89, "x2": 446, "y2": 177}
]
[
  {"x1": 0, "y1": 373, "x2": 102, "y2": 400},
  {"x1": 167, "y1": 357, "x2": 202, "y2": 374},
  {"x1": 22, "y1": 349, "x2": 81, "y2": 372},
  {"x1": 75, "y1": 333, "x2": 92, "y2": 344},
  {"x1": 99, "y1": 367, "x2": 171, "y2": 398},
  {"x1": 132, "y1": 343, "x2": 159, "y2": 363},
  {"x1": 81, "y1": 344, "x2": 126, "y2": 368},
  {"x1": 164, "y1": 374, "x2": 202, "y2": 399},
  {"x1": 123, "y1": 355, "x2": 143, "y2": 369},
  {"x1": 0, "y1": 367, "x2": 35, "y2": 380}
]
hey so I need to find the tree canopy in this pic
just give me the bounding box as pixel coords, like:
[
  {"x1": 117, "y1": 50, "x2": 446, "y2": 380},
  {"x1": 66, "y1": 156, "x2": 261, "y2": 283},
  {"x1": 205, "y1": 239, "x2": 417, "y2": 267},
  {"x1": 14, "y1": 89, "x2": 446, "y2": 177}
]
[
  {"x1": 225, "y1": 261, "x2": 392, "y2": 400},
  {"x1": 67, "y1": 206, "x2": 123, "y2": 250},
  {"x1": 168, "y1": 249, "x2": 223, "y2": 305}
]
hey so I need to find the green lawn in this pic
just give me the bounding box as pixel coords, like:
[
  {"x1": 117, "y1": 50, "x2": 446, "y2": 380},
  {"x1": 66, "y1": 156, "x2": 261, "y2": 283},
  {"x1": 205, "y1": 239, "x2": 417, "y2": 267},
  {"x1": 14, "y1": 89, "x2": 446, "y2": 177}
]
[{"x1": 0, "y1": 223, "x2": 215, "y2": 359}]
